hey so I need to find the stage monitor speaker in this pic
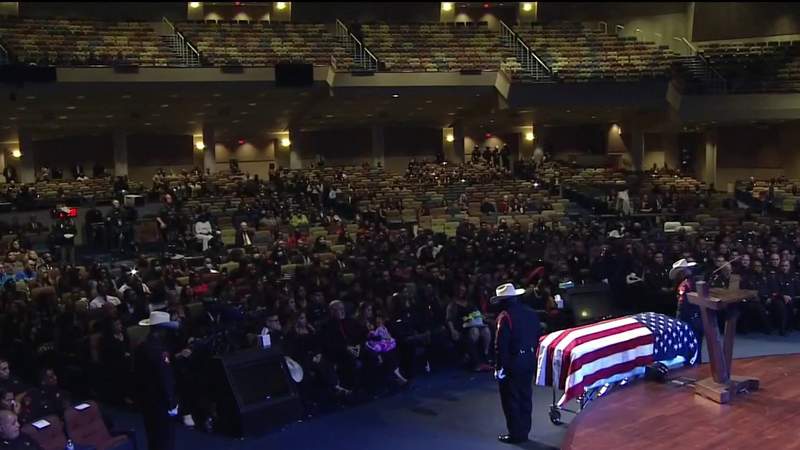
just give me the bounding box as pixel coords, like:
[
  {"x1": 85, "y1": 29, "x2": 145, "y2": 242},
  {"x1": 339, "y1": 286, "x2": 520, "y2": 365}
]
[
  {"x1": 275, "y1": 62, "x2": 313, "y2": 87},
  {"x1": 211, "y1": 347, "x2": 303, "y2": 437},
  {"x1": 564, "y1": 282, "x2": 618, "y2": 325}
]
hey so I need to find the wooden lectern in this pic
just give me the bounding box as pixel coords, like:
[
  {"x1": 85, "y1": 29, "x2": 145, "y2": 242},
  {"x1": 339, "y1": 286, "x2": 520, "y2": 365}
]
[{"x1": 687, "y1": 287, "x2": 760, "y2": 404}]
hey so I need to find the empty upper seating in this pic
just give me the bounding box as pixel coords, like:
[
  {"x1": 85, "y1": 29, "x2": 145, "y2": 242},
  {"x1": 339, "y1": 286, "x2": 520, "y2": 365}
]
[
  {"x1": 514, "y1": 22, "x2": 676, "y2": 82},
  {"x1": 697, "y1": 41, "x2": 799, "y2": 93},
  {"x1": 360, "y1": 22, "x2": 515, "y2": 72},
  {"x1": 176, "y1": 21, "x2": 353, "y2": 68},
  {"x1": 0, "y1": 17, "x2": 175, "y2": 66}
]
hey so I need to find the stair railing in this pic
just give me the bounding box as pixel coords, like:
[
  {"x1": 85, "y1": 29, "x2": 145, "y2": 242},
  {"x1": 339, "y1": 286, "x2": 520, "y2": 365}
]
[
  {"x1": 676, "y1": 36, "x2": 727, "y2": 93},
  {"x1": 162, "y1": 17, "x2": 200, "y2": 67},
  {"x1": 334, "y1": 18, "x2": 377, "y2": 72},
  {"x1": 499, "y1": 20, "x2": 552, "y2": 81}
]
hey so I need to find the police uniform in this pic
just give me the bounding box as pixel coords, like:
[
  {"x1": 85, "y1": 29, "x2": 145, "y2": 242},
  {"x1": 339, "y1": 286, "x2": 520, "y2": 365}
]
[
  {"x1": 493, "y1": 285, "x2": 541, "y2": 444},
  {"x1": 739, "y1": 268, "x2": 772, "y2": 333},
  {"x1": 0, "y1": 435, "x2": 39, "y2": 450},
  {"x1": 134, "y1": 331, "x2": 177, "y2": 450},
  {"x1": 765, "y1": 268, "x2": 796, "y2": 335}
]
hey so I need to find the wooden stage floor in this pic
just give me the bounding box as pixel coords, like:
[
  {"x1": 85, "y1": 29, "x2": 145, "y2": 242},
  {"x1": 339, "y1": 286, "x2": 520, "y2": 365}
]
[{"x1": 563, "y1": 354, "x2": 800, "y2": 450}]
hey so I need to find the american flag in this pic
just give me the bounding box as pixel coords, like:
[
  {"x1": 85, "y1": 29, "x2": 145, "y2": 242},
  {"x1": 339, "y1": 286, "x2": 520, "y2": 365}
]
[{"x1": 536, "y1": 313, "x2": 698, "y2": 406}]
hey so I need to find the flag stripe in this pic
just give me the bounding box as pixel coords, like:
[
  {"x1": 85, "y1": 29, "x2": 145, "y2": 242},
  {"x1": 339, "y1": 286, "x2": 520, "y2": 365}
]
[
  {"x1": 561, "y1": 355, "x2": 654, "y2": 406},
  {"x1": 547, "y1": 317, "x2": 640, "y2": 387},
  {"x1": 557, "y1": 322, "x2": 650, "y2": 388},
  {"x1": 560, "y1": 334, "x2": 654, "y2": 389}
]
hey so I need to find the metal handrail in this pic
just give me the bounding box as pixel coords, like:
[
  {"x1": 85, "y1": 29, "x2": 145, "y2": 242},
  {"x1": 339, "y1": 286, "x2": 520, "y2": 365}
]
[
  {"x1": 162, "y1": 16, "x2": 200, "y2": 67},
  {"x1": 598, "y1": 21, "x2": 608, "y2": 34},
  {"x1": 350, "y1": 33, "x2": 377, "y2": 71},
  {"x1": 498, "y1": 20, "x2": 551, "y2": 81},
  {"x1": 335, "y1": 19, "x2": 350, "y2": 46},
  {"x1": 676, "y1": 36, "x2": 727, "y2": 92}
]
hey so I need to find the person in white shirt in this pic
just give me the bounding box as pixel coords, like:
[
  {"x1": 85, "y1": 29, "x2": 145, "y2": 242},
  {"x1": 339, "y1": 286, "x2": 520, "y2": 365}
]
[
  {"x1": 194, "y1": 215, "x2": 216, "y2": 251},
  {"x1": 89, "y1": 286, "x2": 121, "y2": 310}
]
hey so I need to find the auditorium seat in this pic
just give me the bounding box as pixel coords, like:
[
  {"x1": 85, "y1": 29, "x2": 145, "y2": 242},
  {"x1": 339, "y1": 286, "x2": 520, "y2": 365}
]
[
  {"x1": 175, "y1": 22, "x2": 354, "y2": 68},
  {"x1": 513, "y1": 22, "x2": 676, "y2": 82},
  {"x1": 63, "y1": 401, "x2": 133, "y2": 450},
  {"x1": 0, "y1": 17, "x2": 176, "y2": 66},
  {"x1": 359, "y1": 22, "x2": 515, "y2": 72}
]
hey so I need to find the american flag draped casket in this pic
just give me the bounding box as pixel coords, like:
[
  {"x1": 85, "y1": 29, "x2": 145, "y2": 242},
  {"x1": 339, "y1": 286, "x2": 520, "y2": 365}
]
[{"x1": 536, "y1": 312, "x2": 699, "y2": 406}]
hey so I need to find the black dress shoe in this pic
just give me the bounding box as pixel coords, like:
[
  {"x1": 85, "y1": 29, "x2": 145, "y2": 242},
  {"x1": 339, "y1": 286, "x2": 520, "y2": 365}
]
[{"x1": 498, "y1": 434, "x2": 529, "y2": 444}]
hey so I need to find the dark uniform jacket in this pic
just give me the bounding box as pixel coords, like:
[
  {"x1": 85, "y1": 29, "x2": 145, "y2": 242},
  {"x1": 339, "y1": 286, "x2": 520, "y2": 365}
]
[{"x1": 495, "y1": 301, "x2": 541, "y2": 376}]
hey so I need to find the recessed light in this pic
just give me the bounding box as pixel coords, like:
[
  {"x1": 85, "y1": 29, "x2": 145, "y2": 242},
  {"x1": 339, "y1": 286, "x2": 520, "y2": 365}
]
[
  {"x1": 121, "y1": 94, "x2": 131, "y2": 99},
  {"x1": 325, "y1": 114, "x2": 335, "y2": 118},
  {"x1": 212, "y1": 93, "x2": 221, "y2": 97},
  {"x1": 66, "y1": 106, "x2": 76, "y2": 110},
  {"x1": 160, "y1": 104, "x2": 169, "y2": 108},
  {"x1": 203, "y1": 103, "x2": 212, "y2": 107},
  {"x1": 392, "y1": 94, "x2": 400, "y2": 98},
  {"x1": 232, "y1": 119, "x2": 240, "y2": 123},
  {"x1": 195, "y1": 112, "x2": 205, "y2": 116},
  {"x1": 8, "y1": 117, "x2": 16, "y2": 121},
  {"x1": 144, "y1": 122, "x2": 152, "y2": 126},
  {"x1": 448, "y1": 112, "x2": 456, "y2": 116},
  {"x1": 58, "y1": 115, "x2": 67, "y2": 120},
  {"x1": 248, "y1": 102, "x2": 257, "y2": 106},
  {"x1": 240, "y1": 111, "x2": 248, "y2": 115},
  {"x1": 169, "y1": 94, "x2": 179, "y2": 99},
  {"x1": 105, "y1": 114, "x2": 114, "y2": 119},
  {"x1": 76, "y1": 95, "x2": 85, "y2": 100}
]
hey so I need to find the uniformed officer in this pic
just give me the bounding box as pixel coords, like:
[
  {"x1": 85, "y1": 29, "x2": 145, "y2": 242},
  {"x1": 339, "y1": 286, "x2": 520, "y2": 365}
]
[
  {"x1": 491, "y1": 282, "x2": 541, "y2": 444},
  {"x1": 0, "y1": 410, "x2": 39, "y2": 450},
  {"x1": 671, "y1": 258, "x2": 703, "y2": 364},
  {"x1": 134, "y1": 311, "x2": 181, "y2": 450},
  {"x1": 739, "y1": 259, "x2": 772, "y2": 333},
  {"x1": 765, "y1": 255, "x2": 796, "y2": 335}
]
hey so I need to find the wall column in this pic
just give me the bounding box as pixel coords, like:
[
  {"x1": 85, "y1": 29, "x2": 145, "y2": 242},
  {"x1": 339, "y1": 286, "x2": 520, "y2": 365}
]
[
  {"x1": 704, "y1": 129, "x2": 718, "y2": 188},
  {"x1": 18, "y1": 129, "x2": 35, "y2": 184},
  {"x1": 288, "y1": 128, "x2": 302, "y2": 169},
  {"x1": 371, "y1": 125, "x2": 386, "y2": 168},
  {"x1": 113, "y1": 129, "x2": 128, "y2": 177},
  {"x1": 202, "y1": 123, "x2": 216, "y2": 174},
  {"x1": 453, "y1": 121, "x2": 465, "y2": 164},
  {"x1": 629, "y1": 125, "x2": 645, "y2": 172}
]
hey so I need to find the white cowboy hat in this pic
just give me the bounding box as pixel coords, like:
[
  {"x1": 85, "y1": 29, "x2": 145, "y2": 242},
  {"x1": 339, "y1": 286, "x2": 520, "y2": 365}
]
[
  {"x1": 669, "y1": 258, "x2": 697, "y2": 280},
  {"x1": 284, "y1": 356, "x2": 304, "y2": 383},
  {"x1": 139, "y1": 311, "x2": 179, "y2": 329},
  {"x1": 490, "y1": 283, "x2": 526, "y2": 305}
]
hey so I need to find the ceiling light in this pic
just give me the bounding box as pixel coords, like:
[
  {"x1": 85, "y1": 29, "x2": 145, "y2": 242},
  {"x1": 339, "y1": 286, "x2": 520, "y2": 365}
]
[
  {"x1": 442, "y1": 2, "x2": 453, "y2": 11},
  {"x1": 144, "y1": 122, "x2": 152, "y2": 126},
  {"x1": 189, "y1": 2, "x2": 200, "y2": 8},
  {"x1": 105, "y1": 114, "x2": 114, "y2": 119},
  {"x1": 121, "y1": 94, "x2": 131, "y2": 99},
  {"x1": 58, "y1": 115, "x2": 67, "y2": 120},
  {"x1": 392, "y1": 94, "x2": 399, "y2": 98},
  {"x1": 276, "y1": 2, "x2": 287, "y2": 10},
  {"x1": 8, "y1": 117, "x2": 16, "y2": 121},
  {"x1": 280, "y1": 137, "x2": 291, "y2": 147},
  {"x1": 76, "y1": 95, "x2": 85, "y2": 100},
  {"x1": 525, "y1": 132, "x2": 535, "y2": 141},
  {"x1": 522, "y1": 2, "x2": 532, "y2": 11},
  {"x1": 66, "y1": 105, "x2": 77, "y2": 110},
  {"x1": 232, "y1": 119, "x2": 240, "y2": 123},
  {"x1": 11, "y1": 149, "x2": 21, "y2": 158},
  {"x1": 160, "y1": 104, "x2": 169, "y2": 108},
  {"x1": 248, "y1": 102, "x2": 257, "y2": 107},
  {"x1": 446, "y1": 134, "x2": 454, "y2": 143}
]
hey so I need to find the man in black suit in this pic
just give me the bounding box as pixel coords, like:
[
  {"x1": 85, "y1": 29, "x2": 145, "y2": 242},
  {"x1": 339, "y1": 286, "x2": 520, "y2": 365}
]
[
  {"x1": 491, "y1": 283, "x2": 541, "y2": 445},
  {"x1": 234, "y1": 221, "x2": 254, "y2": 249},
  {"x1": 72, "y1": 163, "x2": 85, "y2": 180}
]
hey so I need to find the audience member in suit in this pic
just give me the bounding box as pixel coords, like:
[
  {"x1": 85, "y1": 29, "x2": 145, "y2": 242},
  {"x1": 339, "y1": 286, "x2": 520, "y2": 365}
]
[{"x1": 235, "y1": 222, "x2": 255, "y2": 249}]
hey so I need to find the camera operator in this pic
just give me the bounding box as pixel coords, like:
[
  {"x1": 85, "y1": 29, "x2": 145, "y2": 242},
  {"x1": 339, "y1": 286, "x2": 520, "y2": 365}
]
[
  {"x1": 49, "y1": 206, "x2": 77, "y2": 266},
  {"x1": 107, "y1": 199, "x2": 136, "y2": 257}
]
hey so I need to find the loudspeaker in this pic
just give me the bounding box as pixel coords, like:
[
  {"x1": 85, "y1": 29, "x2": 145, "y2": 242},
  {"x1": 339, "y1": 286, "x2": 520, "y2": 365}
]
[
  {"x1": 563, "y1": 282, "x2": 618, "y2": 325},
  {"x1": 211, "y1": 347, "x2": 303, "y2": 437},
  {"x1": 275, "y1": 62, "x2": 313, "y2": 87}
]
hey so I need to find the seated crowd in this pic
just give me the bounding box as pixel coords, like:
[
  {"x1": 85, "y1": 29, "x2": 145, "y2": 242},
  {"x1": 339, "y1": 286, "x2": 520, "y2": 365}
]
[{"x1": 0, "y1": 158, "x2": 797, "y2": 446}]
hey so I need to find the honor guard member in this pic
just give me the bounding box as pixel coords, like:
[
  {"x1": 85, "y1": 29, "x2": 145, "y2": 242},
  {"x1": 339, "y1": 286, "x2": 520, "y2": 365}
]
[
  {"x1": 134, "y1": 312, "x2": 181, "y2": 450},
  {"x1": 491, "y1": 283, "x2": 541, "y2": 444}
]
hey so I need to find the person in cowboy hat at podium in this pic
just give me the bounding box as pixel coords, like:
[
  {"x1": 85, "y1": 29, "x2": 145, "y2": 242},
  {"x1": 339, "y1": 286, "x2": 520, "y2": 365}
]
[
  {"x1": 670, "y1": 258, "x2": 703, "y2": 364},
  {"x1": 491, "y1": 282, "x2": 541, "y2": 445}
]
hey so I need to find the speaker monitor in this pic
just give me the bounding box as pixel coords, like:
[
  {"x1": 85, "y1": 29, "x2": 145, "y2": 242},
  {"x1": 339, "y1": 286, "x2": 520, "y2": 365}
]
[
  {"x1": 564, "y1": 283, "x2": 618, "y2": 325},
  {"x1": 212, "y1": 347, "x2": 303, "y2": 437},
  {"x1": 275, "y1": 62, "x2": 313, "y2": 87}
]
